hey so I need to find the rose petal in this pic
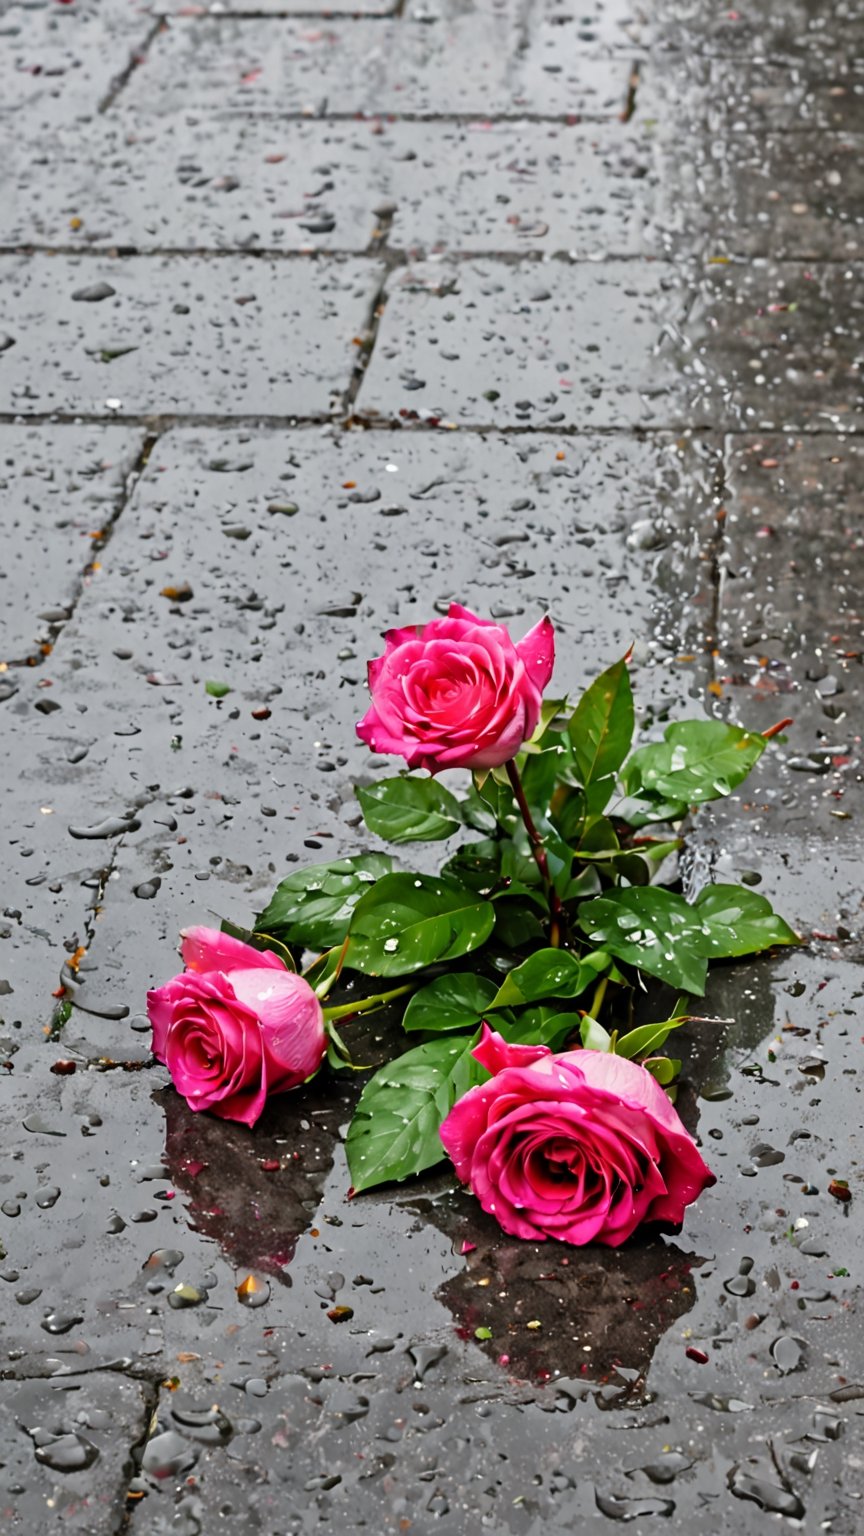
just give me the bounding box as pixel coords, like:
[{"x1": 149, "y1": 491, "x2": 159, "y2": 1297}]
[
  {"x1": 516, "y1": 614, "x2": 555, "y2": 694},
  {"x1": 228, "y1": 968, "x2": 326, "y2": 1085},
  {"x1": 472, "y1": 1024, "x2": 551, "y2": 1078},
  {"x1": 180, "y1": 925, "x2": 285, "y2": 976}
]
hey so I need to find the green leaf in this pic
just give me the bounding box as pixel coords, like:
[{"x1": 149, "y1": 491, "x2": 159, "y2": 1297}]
[
  {"x1": 622, "y1": 720, "x2": 767, "y2": 805},
  {"x1": 561, "y1": 865, "x2": 602, "y2": 902},
  {"x1": 345, "y1": 1034, "x2": 489, "y2": 1192},
  {"x1": 568, "y1": 655, "x2": 634, "y2": 787},
  {"x1": 525, "y1": 695, "x2": 569, "y2": 748},
  {"x1": 612, "y1": 794, "x2": 689, "y2": 828},
  {"x1": 356, "y1": 775, "x2": 462, "y2": 844},
  {"x1": 492, "y1": 896, "x2": 548, "y2": 949},
  {"x1": 615, "y1": 1014, "x2": 689, "y2": 1060},
  {"x1": 499, "y1": 1007, "x2": 584, "y2": 1051},
  {"x1": 459, "y1": 786, "x2": 499, "y2": 835},
  {"x1": 577, "y1": 816, "x2": 620, "y2": 856},
  {"x1": 472, "y1": 772, "x2": 516, "y2": 827},
  {"x1": 256, "y1": 854, "x2": 393, "y2": 951},
  {"x1": 520, "y1": 735, "x2": 572, "y2": 814},
  {"x1": 442, "y1": 839, "x2": 502, "y2": 894},
  {"x1": 490, "y1": 947, "x2": 609, "y2": 1009},
  {"x1": 220, "y1": 918, "x2": 296, "y2": 971},
  {"x1": 502, "y1": 823, "x2": 574, "y2": 898},
  {"x1": 578, "y1": 887, "x2": 710, "y2": 995},
  {"x1": 580, "y1": 1015, "x2": 614, "y2": 1052},
  {"x1": 205, "y1": 679, "x2": 232, "y2": 698},
  {"x1": 324, "y1": 1019, "x2": 371, "y2": 1072},
  {"x1": 642, "y1": 1056, "x2": 681, "y2": 1085},
  {"x1": 346, "y1": 874, "x2": 495, "y2": 977},
  {"x1": 551, "y1": 786, "x2": 587, "y2": 846},
  {"x1": 692, "y1": 883, "x2": 799, "y2": 956},
  {"x1": 402, "y1": 973, "x2": 498, "y2": 1034}
]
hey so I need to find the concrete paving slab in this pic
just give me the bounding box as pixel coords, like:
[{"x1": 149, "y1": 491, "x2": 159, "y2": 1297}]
[
  {"x1": 0, "y1": 254, "x2": 383, "y2": 417},
  {"x1": 120, "y1": 12, "x2": 636, "y2": 118},
  {"x1": 0, "y1": 425, "x2": 145, "y2": 665},
  {"x1": 0, "y1": 0, "x2": 155, "y2": 125},
  {"x1": 2, "y1": 116, "x2": 386, "y2": 253},
  {"x1": 654, "y1": 0, "x2": 864, "y2": 64},
  {"x1": 120, "y1": 15, "x2": 396, "y2": 116},
  {"x1": 376, "y1": 119, "x2": 681, "y2": 256},
  {"x1": 694, "y1": 433, "x2": 864, "y2": 935},
  {"x1": 705, "y1": 59, "x2": 864, "y2": 136},
  {"x1": 686, "y1": 261, "x2": 864, "y2": 431},
  {"x1": 688, "y1": 133, "x2": 864, "y2": 260},
  {"x1": 358, "y1": 257, "x2": 699, "y2": 428},
  {"x1": 154, "y1": 0, "x2": 397, "y2": 13},
  {"x1": 0, "y1": 1373, "x2": 149, "y2": 1532}
]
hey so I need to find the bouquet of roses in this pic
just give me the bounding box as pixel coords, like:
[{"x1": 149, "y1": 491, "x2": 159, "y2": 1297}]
[{"x1": 148, "y1": 607, "x2": 797, "y2": 1248}]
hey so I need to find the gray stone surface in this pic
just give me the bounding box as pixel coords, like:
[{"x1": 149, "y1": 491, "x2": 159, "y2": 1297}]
[
  {"x1": 0, "y1": 426, "x2": 145, "y2": 664},
  {"x1": 121, "y1": 12, "x2": 637, "y2": 118},
  {"x1": 696, "y1": 433, "x2": 864, "y2": 934},
  {"x1": 0, "y1": 0, "x2": 155, "y2": 124},
  {"x1": 154, "y1": 0, "x2": 398, "y2": 13},
  {"x1": 0, "y1": 255, "x2": 383, "y2": 417},
  {"x1": 2, "y1": 0, "x2": 864, "y2": 1529},
  {"x1": 0, "y1": 1374, "x2": 148, "y2": 1532},
  {"x1": 379, "y1": 120, "x2": 675, "y2": 256},
  {"x1": 359, "y1": 258, "x2": 704, "y2": 428},
  {"x1": 686, "y1": 261, "x2": 864, "y2": 431},
  {"x1": 689, "y1": 133, "x2": 864, "y2": 259},
  {"x1": 3, "y1": 118, "x2": 386, "y2": 253}
]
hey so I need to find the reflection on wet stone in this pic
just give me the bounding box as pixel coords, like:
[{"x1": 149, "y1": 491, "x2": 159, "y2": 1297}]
[
  {"x1": 433, "y1": 1198, "x2": 702, "y2": 1390},
  {"x1": 161, "y1": 1086, "x2": 338, "y2": 1282}
]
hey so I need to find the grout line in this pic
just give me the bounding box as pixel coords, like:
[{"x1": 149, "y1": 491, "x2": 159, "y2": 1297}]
[
  {"x1": 5, "y1": 432, "x2": 160, "y2": 672},
  {"x1": 97, "y1": 108, "x2": 639, "y2": 124},
  {"x1": 620, "y1": 58, "x2": 641, "y2": 124},
  {"x1": 706, "y1": 438, "x2": 729, "y2": 684},
  {"x1": 3, "y1": 246, "x2": 862, "y2": 266},
  {"x1": 0, "y1": 413, "x2": 856, "y2": 438},
  {"x1": 112, "y1": 1377, "x2": 162, "y2": 1536},
  {"x1": 150, "y1": 4, "x2": 401, "y2": 16},
  {"x1": 98, "y1": 18, "x2": 166, "y2": 115},
  {"x1": 342, "y1": 221, "x2": 398, "y2": 414}
]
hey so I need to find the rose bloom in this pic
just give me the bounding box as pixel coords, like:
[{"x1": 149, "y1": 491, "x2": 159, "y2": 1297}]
[
  {"x1": 147, "y1": 927, "x2": 326, "y2": 1128},
  {"x1": 440, "y1": 1027, "x2": 715, "y2": 1246},
  {"x1": 356, "y1": 603, "x2": 555, "y2": 773}
]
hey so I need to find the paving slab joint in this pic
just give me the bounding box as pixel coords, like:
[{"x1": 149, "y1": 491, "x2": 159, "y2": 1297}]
[
  {"x1": 9, "y1": 432, "x2": 161, "y2": 674},
  {"x1": 111, "y1": 1376, "x2": 162, "y2": 1535},
  {"x1": 621, "y1": 58, "x2": 641, "y2": 124},
  {"x1": 340, "y1": 263, "x2": 394, "y2": 417},
  {"x1": 705, "y1": 441, "x2": 729, "y2": 680},
  {"x1": 99, "y1": 18, "x2": 166, "y2": 116}
]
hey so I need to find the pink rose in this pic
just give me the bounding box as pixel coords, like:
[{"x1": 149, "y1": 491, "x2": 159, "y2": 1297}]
[
  {"x1": 147, "y1": 927, "x2": 326, "y2": 1128},
  {"x1": 356, "y1": 603, "x2": 555, "y2": 773},
  {"x1": 440, "y1": 1027, "x2": 715, "y2": 1246}
]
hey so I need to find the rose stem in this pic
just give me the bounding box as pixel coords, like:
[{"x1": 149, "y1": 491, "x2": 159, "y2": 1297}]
[
  {"x1": 323, "y1": 984, "x2": 414, "y2": 1023},
  {"x1": 586, "y1": 975, "x2": 608, "y2": 1022},
  {"x1": 504, "y1": 758, "x2": 564, "y2": 948}
]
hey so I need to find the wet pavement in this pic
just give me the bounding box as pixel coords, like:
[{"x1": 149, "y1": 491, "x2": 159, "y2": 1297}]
[{"x1": 1, "y1": 1, "x2": 863, "y2": 1532}]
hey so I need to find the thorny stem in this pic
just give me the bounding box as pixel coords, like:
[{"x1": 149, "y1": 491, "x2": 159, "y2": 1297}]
[
  {"x1": 505, "y1": 758, "x2": 565, "y2": 948},
  {"x1": 323, "y1": 984, "x2": 413, "y2": 1023}
]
